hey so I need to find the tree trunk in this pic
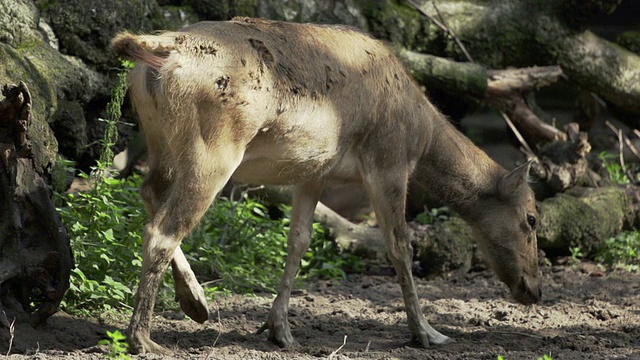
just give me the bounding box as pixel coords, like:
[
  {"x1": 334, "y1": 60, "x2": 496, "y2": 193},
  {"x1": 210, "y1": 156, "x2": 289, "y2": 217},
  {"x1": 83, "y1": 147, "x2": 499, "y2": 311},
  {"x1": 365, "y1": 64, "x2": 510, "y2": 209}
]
[{"x1": 0, "y1": 82, "x2": 73, "y2": 326}]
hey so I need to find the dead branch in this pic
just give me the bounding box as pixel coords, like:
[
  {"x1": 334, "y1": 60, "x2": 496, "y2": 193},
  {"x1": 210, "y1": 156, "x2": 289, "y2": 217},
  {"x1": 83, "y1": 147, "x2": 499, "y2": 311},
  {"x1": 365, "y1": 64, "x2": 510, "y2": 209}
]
[{"x1": 0, "y1": 82, "x2": 72, "y2": 327}]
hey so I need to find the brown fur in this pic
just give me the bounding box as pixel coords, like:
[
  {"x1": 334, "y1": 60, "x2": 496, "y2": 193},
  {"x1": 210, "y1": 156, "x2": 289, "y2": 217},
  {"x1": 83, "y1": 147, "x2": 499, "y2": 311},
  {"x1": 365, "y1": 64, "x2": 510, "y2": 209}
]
[{"x1": 111, "y1": 17, "x2": 540, "y2": 355}]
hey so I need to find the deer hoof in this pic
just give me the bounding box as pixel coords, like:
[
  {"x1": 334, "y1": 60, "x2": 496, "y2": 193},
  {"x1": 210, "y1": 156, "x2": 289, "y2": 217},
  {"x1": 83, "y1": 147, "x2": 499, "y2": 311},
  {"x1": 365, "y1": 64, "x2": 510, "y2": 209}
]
[
  {"x1": 411, "y1": 330, "x2": 455, "y2": 347},
  {"x1": 256, "y1": 318, "x2": 296, "y2": 348},
  {"x1": 175, "y1": 279, "x2": 209, "y2": 323},
  {"x1": 128, "y1": 332, "x2": 172, "y2": 355}
]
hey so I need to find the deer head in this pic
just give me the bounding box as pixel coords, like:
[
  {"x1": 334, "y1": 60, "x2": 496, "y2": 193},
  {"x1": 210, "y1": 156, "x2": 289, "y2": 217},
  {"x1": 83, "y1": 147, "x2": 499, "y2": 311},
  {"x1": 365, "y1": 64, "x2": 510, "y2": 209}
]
[{"x1": 469, "y1": 162, "x2": 541, "y2": 305}]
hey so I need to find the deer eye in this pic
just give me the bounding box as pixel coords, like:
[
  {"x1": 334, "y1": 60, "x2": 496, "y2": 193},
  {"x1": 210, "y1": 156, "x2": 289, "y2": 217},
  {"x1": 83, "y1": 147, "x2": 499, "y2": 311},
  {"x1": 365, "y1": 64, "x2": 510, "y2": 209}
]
[{"x1": 526, "y1": 214, "x2": 537, "y2": 229}]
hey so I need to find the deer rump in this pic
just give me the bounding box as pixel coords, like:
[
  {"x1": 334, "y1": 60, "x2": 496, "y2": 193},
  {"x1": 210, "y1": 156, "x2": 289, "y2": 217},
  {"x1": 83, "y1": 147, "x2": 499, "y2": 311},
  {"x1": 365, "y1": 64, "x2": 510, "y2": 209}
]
[{"x1": 112, "y1": 17, "x2": 540, "y2": 355}]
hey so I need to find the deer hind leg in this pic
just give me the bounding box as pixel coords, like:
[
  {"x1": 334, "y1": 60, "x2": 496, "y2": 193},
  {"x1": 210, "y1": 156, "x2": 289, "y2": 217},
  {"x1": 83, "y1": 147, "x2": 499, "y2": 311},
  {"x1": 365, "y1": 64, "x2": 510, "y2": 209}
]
[
  {"x1": 360, "y1": 164, "x2": 453, "y2": 347},
  {"x1": 128, "y1": 139, "x2": 245, "y2": 354},
  {"x1": 257, "y1": 182, "x2": 323, "y2": 347},
  {"x1": 140, "y1": 149, "x2": 209, "y2": 324}
]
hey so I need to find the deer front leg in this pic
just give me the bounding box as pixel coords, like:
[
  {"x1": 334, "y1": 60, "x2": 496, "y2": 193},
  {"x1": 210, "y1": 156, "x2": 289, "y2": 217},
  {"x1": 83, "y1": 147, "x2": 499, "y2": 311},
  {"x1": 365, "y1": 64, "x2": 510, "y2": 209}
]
[
  {"x1": 257, "y1": 182, "x2": 323, "y2": 347},
  {"x1": 362, "y1": 166, "x2": 453, "y2": 347}
]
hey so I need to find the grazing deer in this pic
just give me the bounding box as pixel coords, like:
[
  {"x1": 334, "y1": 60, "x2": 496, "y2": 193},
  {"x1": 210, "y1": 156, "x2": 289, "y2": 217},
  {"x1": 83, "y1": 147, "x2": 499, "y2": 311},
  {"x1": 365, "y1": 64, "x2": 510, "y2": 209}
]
[{"x1": 111, "y1": 17, "x2": 541, "y2": 354}]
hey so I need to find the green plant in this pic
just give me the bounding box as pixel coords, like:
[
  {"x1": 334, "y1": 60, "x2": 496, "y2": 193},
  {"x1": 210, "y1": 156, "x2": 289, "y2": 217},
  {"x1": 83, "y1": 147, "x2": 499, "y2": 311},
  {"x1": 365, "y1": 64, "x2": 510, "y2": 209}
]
[
  {"x1": 59, "y1": 175, "x2": 356, "y2": 314},
  {"x1": 58, "y1": 174, "x2": 147, "y2": 314},
  {"x1": 57, "y1": 60, "x2": 146, "y2": 315},
  {"x1": 415, "y1": 207, "x2": 450, "y2": 225},
  {"x1": 599, "y1": 151, "x2": 631, "y2": 185},
  {"x1": 98, "y1": 330, "x2": 131, "y2": 360},
  {"x1": 596, "y1": 231, "x2": 640, "y2": 271},
  {"x1": 183, "y1": 191, "x2": 290, "y2": 294},
  {"x1": 302, "y1": 221, "x2": 363, "y2": 280},
  {"x1": 182, "y1": 188, "x2": 362, "y2": 295},
  {"x1": 570, "y1": 245, "x2": 584, "y2": 262}
]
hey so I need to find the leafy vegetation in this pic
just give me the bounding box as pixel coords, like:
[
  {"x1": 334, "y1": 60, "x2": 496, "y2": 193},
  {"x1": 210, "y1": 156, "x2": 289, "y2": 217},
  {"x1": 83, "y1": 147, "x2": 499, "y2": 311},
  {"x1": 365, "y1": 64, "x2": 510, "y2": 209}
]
[
  {"x1": 98, "y1": 330, "x2": 131, "y2": 360},
  {"x1": 599, "y1": 151, "x2": 631, "y2": 185},
  {"x1": 415, "y1": 206, "x2": 450, "y2": 225},
  {"x1": 182, "y1": 188, "x2": 362, "y2": 297},
  {"x1": 57, "y1": 174, "x2": 146, "y2": 314},
  {"x1": 56, "y1": 60, "x2": 143, "y2": 314},
  {"x1": 570, "y1": 245, "x2": 585, "y2": 263},
  {"x1": 596, "y1": 231, "x2": 640, "y2": 271},
  {"x1": 59, "y1": 173, "x2": 359, "y2": 314}
]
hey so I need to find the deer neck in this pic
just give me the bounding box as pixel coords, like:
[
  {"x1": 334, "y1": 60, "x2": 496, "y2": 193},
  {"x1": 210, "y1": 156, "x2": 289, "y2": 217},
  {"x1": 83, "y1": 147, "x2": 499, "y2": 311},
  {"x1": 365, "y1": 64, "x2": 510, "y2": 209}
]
[{"x1": 417, "y1": 118, "x2": 506, "y2": 217}]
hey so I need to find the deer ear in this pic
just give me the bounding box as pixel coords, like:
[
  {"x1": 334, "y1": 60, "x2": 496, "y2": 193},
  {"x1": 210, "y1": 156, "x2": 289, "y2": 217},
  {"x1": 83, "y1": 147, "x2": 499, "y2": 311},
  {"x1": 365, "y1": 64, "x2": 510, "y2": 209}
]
[{"x1": 498, "y1": 161, "x2": 532, "y2": 197}]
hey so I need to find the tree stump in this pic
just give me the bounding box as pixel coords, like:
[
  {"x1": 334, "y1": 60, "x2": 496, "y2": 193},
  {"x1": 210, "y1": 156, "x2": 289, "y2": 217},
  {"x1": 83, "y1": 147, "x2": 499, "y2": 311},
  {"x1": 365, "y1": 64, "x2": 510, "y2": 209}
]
[{"x1": 0, "y1": 82, "x2": 72, "y2": 327}]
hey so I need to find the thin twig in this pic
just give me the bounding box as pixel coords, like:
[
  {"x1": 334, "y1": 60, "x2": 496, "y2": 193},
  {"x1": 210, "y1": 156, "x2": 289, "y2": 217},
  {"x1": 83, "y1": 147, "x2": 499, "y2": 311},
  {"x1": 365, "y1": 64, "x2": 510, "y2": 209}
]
[
  {"x1": 489, "y1": 330, "x2": 544, "y2": 339},
  {"x1": 405, "y1": 0, "x2": 474, "y2": 62},
  {"x1": 605, "y1": 121, "x2": 626, "y2": 170},
  {"x1": 614, "y1": 124, "x2": 640, "y2": 161},
  {"x1": 6, "y1": 318, "x2": 15, "y2": 357},
  {"x1": 212, "y1": 302, "x2": 222, "y2": 347},
  {"x1": 623, "y1": 135, "x2": 640, "y2": 161},
  {"x1": 204, "y1": 303, "x2": 222, "y2": 360},
  {"x1": 328, "y1": 335, "x2": 348, "y2": 359},
  {"x1": 500, "y1": 111, "x2": 536, "y2": 158}
]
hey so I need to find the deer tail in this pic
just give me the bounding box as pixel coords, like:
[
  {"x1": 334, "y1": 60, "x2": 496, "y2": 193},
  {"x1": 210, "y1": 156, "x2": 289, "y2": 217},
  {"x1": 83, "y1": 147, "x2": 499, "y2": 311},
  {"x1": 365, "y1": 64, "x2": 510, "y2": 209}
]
[{"x1": 111, "y1": 32, "x2": 174, "y2": 70}]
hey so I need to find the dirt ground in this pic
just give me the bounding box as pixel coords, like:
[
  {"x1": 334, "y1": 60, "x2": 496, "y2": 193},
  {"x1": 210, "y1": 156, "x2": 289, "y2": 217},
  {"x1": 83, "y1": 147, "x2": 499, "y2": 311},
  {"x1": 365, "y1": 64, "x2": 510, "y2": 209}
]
[{"x1": 1, "y1": 261, "x2": 638, "y2": 360}]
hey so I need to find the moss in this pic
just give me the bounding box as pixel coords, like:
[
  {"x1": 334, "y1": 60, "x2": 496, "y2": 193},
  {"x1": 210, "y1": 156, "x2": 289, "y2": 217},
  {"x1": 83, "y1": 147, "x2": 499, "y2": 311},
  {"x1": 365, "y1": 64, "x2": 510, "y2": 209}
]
[
  {"x1": 0, "y1": 43, "x2": 59, "y2": 173},
  {"x1": 235, "y1": 0, "x2": 258, "y2": 17},
  {"x1": 42, "y1": 0, "x2": 167, "y2": 71},
  {"x1": 187, "y1": 0, "x2": 257, "y2": 20},
  {"x1": 414, "y1": 217, "x2": 474, "y2": 275},
  {"x1": 538, "y1": 187, "x2": 629, "y2": 255},
  {"x1": 616, "y1": 31, "x2": 640, "y2": 55},
  {"x1": 0, "y1": 43, "x2": 55, "y2": 125},
  {"x1": 36, "y1": 0, "x2": 59, "y2": 13},
  {"x1": 15, "y1": 36, "x2": 43, "y2": 54},
  {"x1": 355, "y1": 0, "x2": 431, "y2": 52}
]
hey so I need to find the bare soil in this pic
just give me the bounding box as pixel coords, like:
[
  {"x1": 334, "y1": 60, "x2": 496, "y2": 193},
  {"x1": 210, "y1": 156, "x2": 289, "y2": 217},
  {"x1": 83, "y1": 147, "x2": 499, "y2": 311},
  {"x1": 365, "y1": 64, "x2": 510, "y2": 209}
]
[{"x1": 1, "y1": 262, "x2": 639, "y2": 360}]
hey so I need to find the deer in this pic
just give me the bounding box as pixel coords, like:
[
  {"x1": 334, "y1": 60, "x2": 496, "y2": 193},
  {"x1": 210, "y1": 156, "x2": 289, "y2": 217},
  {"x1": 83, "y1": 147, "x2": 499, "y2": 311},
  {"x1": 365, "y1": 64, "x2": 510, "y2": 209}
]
[{"x1": 111, "y1": 17, "x2": 541, "y2": 355}]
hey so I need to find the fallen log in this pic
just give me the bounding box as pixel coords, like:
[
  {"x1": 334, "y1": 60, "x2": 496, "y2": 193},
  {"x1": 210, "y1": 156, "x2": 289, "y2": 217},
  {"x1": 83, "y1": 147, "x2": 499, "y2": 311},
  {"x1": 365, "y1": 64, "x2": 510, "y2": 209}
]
[{"x1": 320, "y1": 185, "x2": 639, "y2": 275}]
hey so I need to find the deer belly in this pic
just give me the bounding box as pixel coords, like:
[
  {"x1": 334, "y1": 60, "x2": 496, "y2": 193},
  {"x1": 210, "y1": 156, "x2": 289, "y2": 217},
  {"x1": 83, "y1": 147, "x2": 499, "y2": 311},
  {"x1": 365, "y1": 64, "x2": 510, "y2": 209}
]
[
  {"x1": 232, "y1": 158, "x2": 328, "y2": 185},
  {"x1": 231, "y1": 98, "x2": 357, "y2": 184},
  {"x1": 231, "y1": 131, "x2": 340, "y2": 185}
]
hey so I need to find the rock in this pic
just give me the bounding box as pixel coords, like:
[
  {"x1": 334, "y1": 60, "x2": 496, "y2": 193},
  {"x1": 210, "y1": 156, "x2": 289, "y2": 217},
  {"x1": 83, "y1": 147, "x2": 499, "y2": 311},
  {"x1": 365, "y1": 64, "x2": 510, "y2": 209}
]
[
  {"x1": 410, "y1": 218, "x2": 475, "y2": 276},
  {"x1": 41, "y1": 0, "x2": 166, "y2": 71},
  {"x1": 537, "y1": 186, "x2": 638, "y2": 255},
  {"x1": 0, "y1": 0, "x2": 40, "y2": 47}
]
